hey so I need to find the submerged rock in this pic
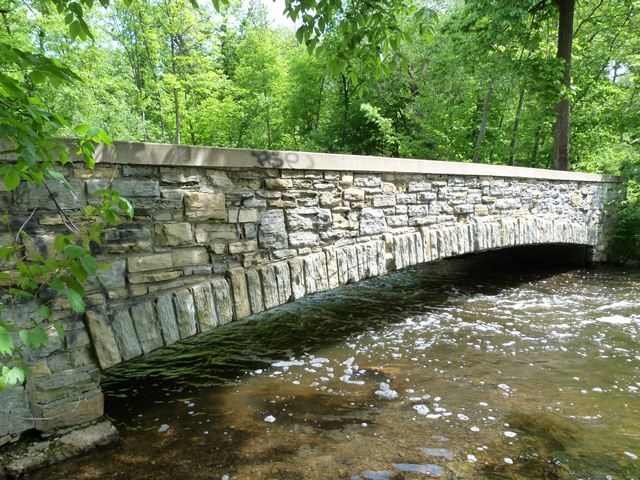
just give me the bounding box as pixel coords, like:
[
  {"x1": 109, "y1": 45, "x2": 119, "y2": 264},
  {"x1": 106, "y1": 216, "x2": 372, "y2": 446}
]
[
  {"x1": 417, "y1": 447, "x2": 454, "y2": 460},
  {"x1": 393, "y1": 463, "x2": 445, "y2": 476}
]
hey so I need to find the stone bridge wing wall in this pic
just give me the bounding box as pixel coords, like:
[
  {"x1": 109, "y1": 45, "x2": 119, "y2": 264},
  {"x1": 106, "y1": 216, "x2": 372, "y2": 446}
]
[{"x1": 0, "y1": 142, "x2": 624, "y2": 446}]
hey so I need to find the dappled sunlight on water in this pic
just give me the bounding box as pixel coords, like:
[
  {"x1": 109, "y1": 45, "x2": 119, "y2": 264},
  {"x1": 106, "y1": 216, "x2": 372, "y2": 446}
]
[{"x1": 27, "y1": 250, "x2": 640, "y2": 479}]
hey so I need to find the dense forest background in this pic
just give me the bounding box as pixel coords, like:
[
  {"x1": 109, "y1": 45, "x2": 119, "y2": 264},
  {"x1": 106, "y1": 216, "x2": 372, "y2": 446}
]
[
  {"x1": 2, "y1": 0, "x2": 638, "y2": 171},
  {"x1": 1, "y1": 0, "x2": 639, "y2": 260}
]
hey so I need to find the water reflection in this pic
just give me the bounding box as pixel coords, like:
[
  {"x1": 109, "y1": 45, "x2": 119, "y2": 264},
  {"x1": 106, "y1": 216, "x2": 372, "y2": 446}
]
[{"x1": 27, "y1": 247, "x2": 640, "y2": 479}]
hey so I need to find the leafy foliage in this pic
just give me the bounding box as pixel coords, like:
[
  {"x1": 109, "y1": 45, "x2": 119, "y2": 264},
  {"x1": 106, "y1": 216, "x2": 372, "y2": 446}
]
[{"x1": 0, "y1": 2, "x2": 133, "y2": 390}]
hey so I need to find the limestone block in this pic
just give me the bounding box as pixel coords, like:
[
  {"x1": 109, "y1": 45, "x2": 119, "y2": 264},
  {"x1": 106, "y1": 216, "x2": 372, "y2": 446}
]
[
  {"x1": 288, "y1": 257, "x2": 306, "y2": 300},
  {"x1": 259, "y1": 209, "x2": 288, "y2": 249},
  {"x1": 324, "y1": 247, "x2": 339, "y2": 289},
  {"x1": 387, "y1": 215, "x2": 408, "y2": 228},
  {"x1": 172, "y1": 247, "x2": 208, "y2": 267},
  {"x1": 376, "y1": 240, "x2": 387, "y2": 274},
  {"x1": 407, "y1": 181, "x2": 432, "y2": 192},
  {"x1": 414, "y1": 232, "x2": 425, "y2": 264},
  {"x1": 286, "y1": 207, "x2": 332, "y2": 231},
  {"x1": 417, "y1": 191, "x2": 437, "y2": 202},
  {"x1": 84, "y1": 310, "x2": 121, "y2": 369},
  {"x1": 274, "y1": 262, "x2": 292, "y2": 304},
  {"x1": 0, "y1": 385, "x2": 34, "y2": 441},
  {"x1": 130, "y1": 301, "x2": 163, "y2": 354},
  {"x1": 345, "y1": 245, "x2": 359, "y2": 283},
  {"x1": 211, "y1": 277, "x2": 234, "y2": 324},
  {"x1": 128, "y1": 270, "x2": 182, "y2": 284},
  {"x1": 192, "y1": 283, "x2": 218, "y2": 331},
  {"x1": 173, "y1": 289, "x2": 198, "y2": 338},
  {"x1": 265, "y1": 178, "x2": 293, "y2": 189},
  {"x1": 159, "y1": 167, "x2": 200, "y2": 184},
  {"x1": 373, "y1": 195, "x2": 396, "y2": 207},
  {"x1": 355, "y1": 244, "x2": 367, "y2": 279},
  {"x1": 429, "y1": 230, "x2": 439, "y2": 260},
  {"x1": 195, "y1": 223, "x2": 237, "y2": 243},
  {"x1": 289, "y1": 231, "x2": 320, "y2": 248},
  {"x1": 365, "y1": 242, "x2": 379, "y2": 277},
  {"x1": 112, "y1": 179, "x2": 160, "y2": 197},
  {"x1": 96, "y1": 260, "x2": 126, "y2": 289},
  {"x1": 155, "y1": 294, "x2": 181, "y2": 345},
  {"x1": 128, "y1": 253, "x2": 173, "y2": 273},
  {"x1": 246, "y1": 269, "x2": 264, "y2": 314},
  {"x1": 228, "y1": 267, "x2": 251, "y2": 320},
  {"x1": 336, "y1": 247, "x2": 349, "y2": 285},
  {"x1": 303, "y1": 252, "x2": 329, "y2": 293},
  {"x1": 260, "y1": 264, "x2": 280, "y2": 309},
  {"x1": 359, "y1": 208, "x2": 388, "y2": 235},
  {"x1": 229, "y1": 240, "x2": 258, "y2": 254},
  {"x1": 228, "y1": 208, "x2": 259, "y2": 224},
  {"x1": 184, "y1": 191, "x2": 226, "y2": 220},
  {"x1": 343, "y1": 187, "x2": 365, "y2": 202},
  {"x1": 353, "y1": 175, "x2": 382, "y2": 188},
  {"x1": 111, "y1": 309, "x2": 142, "y2": 360},
  {"x1": 396, "y1": 193, "x2": 417, "y2": 205},
  {"x1": 154, "y1": 223, "x2": 193, "y2": 246}
]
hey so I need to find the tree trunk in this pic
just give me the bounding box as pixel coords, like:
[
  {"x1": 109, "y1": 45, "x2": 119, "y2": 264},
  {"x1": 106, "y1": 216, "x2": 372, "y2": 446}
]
[
  {"x1": 552, "y1": 0, "x2": 575, "y2": 171},
  {"x1": 341, "y1": 74, "x2": 349, "y2": 148},
  {"x1": 509, "y1": 88, "x2": 526, "y2": 166},
  {"x1": 170, "y1": 37, "x2": 180, "y2": 145},
  {"x1": 472, "y1": 78, "x2": 494, "y2": 163},
  {"x1": 531, "y1": 126, "x2": 542, "y2": 166}
]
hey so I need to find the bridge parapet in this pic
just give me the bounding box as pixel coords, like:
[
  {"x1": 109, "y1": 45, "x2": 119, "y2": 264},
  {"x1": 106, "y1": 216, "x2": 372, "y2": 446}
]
[{"x1": 0, "y1": 141, "x2": 624, "y2": 447}]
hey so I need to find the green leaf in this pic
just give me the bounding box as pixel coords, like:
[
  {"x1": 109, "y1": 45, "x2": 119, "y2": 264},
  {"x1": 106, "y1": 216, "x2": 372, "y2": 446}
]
[
  {"x1": 19, "y1": 326, "x2": 49, "y2": 350},
  {"x1": 4, "y1": 169, "x2": 20, "y2": 191},
  {"x1": 80, "y1": 255, "x2": 98, "y2": 275},
  {"x1": 66, "y1": 288, "x2": 85, "y2": 314},
  {"x1": 0, "y1": 326, "x2": 14, "y2": 355},
  {"x1": 63, "y1": 244, "x2": 87, "y2": 259},
  {"x1": 2, "y1": 365, "x2": 27, "y2": 386},
  {"x1": 53, "y1": 321, "x2": 65, "y2": 341}
]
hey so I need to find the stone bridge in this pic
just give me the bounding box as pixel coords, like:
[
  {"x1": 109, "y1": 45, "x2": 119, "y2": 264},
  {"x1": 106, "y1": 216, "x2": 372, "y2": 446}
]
[{"x1": 0, "y1": 141, "x2": 624, "y2": 448}]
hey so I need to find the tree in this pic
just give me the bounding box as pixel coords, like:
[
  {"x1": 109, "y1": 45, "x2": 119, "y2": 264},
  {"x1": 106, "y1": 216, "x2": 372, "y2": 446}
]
[{"x1": 552, "y1": 0, "x2": 575, "y2": 170}]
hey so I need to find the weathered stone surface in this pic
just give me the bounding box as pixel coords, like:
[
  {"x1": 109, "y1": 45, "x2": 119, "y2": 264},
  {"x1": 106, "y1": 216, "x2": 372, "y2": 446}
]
[
  {"x1": 360, "y1": 208, "x2": 388, "y2": 235},
  {"x1": 211, "y1": 277, "x2": 234, "y2": 324},
  {"x1": 288, "y1": 257, "x2": 306, "y2": 300},
  {"x1": 111, "y1": 309, "x2": 142, "y2": 360},
  {"x1": 259, "y1": 209, "x2": 288, "y2": 249},
  {"x1": 194, "y1": 223, "x2": 237, "y2": 243},
  {"x1": 289, "y1": 231, "x2": 320, "y2": 248},
  {"x1": 184, "y1": 191, "x2": 226, "y2": 219},
  {"x1": 154, "y1": 223, "x2": 193, "y2": 246},
  {"x1": 274, "y1": 262, "x2": 292, "y2": 304},
  {"x1": 303, "y1": 252, "x2": 329, "y2": 293},
  {"x1": 97, "y1": 260, "x2": 126, "y2": 289},
  {"x1": 84, "y1": 310, "x2": 121, "y2": 369},
  {"x1": 130, "y1": 302, "x2": 163, "y2": 354},
  {"x1": 0, "y1": 386, "x2": 33, "y2": 445},
  {"x1": 155, "y1": 294, "x2": 180, "y2": 345},
  {"x1": 228, "y1": 267, "x2": 251, "y2": 320},
  {"x1": 192, "y1": 283, "x2": 217, "y2": 331},
  {"x1": 228, "y1": 208, "x2": 258, "y2": 223},
  {"x1": 173, "y1": 289, "x2": 198, "y2": 338},
  {"x1": 260, "y1": 264, "x2": 280, "y2": 309},
  {"x1": 128, "y1": 253, "x2": 173, "y2": 273},
  {"x1": 172, "y1": 247, "x2": 208, "y2": 267},
  {"x1": 245, "y1": 269, "x2": 264, "y2": 314},
  {"x1": 228, "y1": 240, "x2": 258, "y2": 254}
]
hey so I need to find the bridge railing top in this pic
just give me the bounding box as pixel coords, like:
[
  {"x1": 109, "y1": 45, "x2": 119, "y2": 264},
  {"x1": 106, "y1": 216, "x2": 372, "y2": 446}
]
[{"x1": 89, "y1": 140, "x2": 624, "y2": 183}]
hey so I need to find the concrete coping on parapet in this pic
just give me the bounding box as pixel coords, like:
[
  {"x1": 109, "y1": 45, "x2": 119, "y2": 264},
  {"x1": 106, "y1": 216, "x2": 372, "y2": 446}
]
[{"x1": 91, "y1": 140, "x2": 624, "y2": 183}]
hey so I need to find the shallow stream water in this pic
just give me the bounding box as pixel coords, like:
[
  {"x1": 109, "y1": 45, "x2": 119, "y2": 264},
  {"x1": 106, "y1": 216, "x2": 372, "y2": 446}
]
[{"x1": 28, "y1": 248, "x2": 640, "y2": 479}]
